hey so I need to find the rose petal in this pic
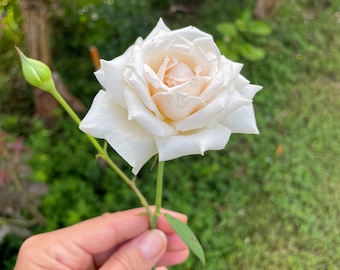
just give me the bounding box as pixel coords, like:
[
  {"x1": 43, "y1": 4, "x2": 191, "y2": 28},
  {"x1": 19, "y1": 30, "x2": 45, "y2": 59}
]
[
  {"x1": 220, "y1": 59, "x2": 243, "y2": 87},
  {"x1": 144, "y1": 64, "x2": 164, "y2": 91},
  {"x1": 172, "y1": 76, "x2": 210, "y2": 96},
  {"x1": 124, "y1": 87, "x2": 177, "y2": 137},
  {"x1": 94, "y1": 44, "x2": 134, "y2": 107},
  {"x1": 172, "y1": 25, "x2": 212, "y2": 42},
  {"x1": 155, "y1": 124, "x2": 232, "y2": 161},
  {"x1": 79, "y1": 90, "x2": 157, "y2": 174},
  {"x1": 221, "y1": 105, "x2": 260, "y2": 134},
  {"x1": 94, "y1": 69, "x2": 105, "y2": 88},
  {"x1": 99, "y1": 53, "x2": 132, "y2": 107},
  {"x1": 152, "y1": 91, "x2": 205, "y2": 121},
  {"x1": 198, "y1": 69, "x2": 224, "y2": 102},
  {"x1": 238, "y1": 83, "x2": 262, "y2": 100},
  {"x1": 156, "y1": 57, "x2": 171, "y2": 82},
  {"x1": 142, "y1": 38, "x2": 174, "y2": 70},
  {"x1": 206, "y1": 91, "x2": 252, "y2": 128},
  {"x1": 125, "y1": 67, "x2": 164, "y2": 120},
  {"x1": 124, "y1": 47, "x2": 164, "y2": 119},
  {"x1": 236, "y1": 74, "x2": 249, "y2": 90},
  {"x1": 174, "y1": 90, "x2": 250, "y2": 132},
  {"x1": 166, "y1": 62, "x2": 194, "y2": 83},
  {"x1": 192, "y1": 36, "x2": 220, "y2": 60},
  {"x1": 145, "y1": 18, "x2": 171, "y2": 41},
  {"x1": 199, "y1": 60, "x2": 242, "y2": 103},
  {"x1": 169, "y1": 43, "x2": 191, "y2": 55},
  {"x1": 190, "y1": 46, "x2": 217, "y2": 76}
]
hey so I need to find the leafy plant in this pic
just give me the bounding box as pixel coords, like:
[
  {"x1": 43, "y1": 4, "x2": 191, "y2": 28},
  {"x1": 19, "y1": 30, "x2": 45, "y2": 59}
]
[
  {"x1": 216, "y1": 10, "x2": 272, "y2": 61},
  {"x1": 0, "y1": 1, "x2": 30, "y2": 116}
]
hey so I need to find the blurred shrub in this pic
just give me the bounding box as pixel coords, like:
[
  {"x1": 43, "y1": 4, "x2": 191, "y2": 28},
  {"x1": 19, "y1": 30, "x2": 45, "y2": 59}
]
[
  {"x1": 216, "y1": 10, "x2": 272, "y2": 61},
  {"x1": 26, "y1": 116, "x2": 139, "y2": 231},
  {"x1": 0, "y1": 1, "x2": 31, "y2": 116},
  {"x1": 50, "y1": 0, "x2": 169, "y2": 107}
]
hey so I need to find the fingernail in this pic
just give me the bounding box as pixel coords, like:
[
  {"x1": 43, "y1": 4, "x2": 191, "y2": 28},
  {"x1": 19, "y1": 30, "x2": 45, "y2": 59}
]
[{"x1": 139, "y1": 229, "x2": 167, "y2": 259}]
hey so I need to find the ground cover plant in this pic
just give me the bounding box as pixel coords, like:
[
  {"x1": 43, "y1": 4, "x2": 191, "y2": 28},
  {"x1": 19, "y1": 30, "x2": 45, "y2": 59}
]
[{"x1": 1, "y1": 0, "x2": 340, "y2": 269}]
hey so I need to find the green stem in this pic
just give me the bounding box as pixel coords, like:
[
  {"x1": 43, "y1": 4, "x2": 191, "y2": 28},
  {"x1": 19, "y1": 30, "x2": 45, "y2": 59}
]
[
  {"x1": 151, "y1": 161, "x2": 164, "y2": 270},
  {"x1": 50, "y1": 87, "x2": 105, "y2": 156},
  {"x1": 49, "y1": 85, "x2": 153, "y2": 221},
  {"x1": 151, "y1": 161, "x2": 165, "y2": 229},
  {"x1": 99, "y1": 154, "x2": 152, "y2": 220}
]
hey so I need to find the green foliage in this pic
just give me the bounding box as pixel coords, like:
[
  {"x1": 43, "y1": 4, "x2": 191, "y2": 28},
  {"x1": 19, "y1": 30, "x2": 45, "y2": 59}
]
[
  {"x1": 26, "y1": 117, "x2": 139, "y2": 231},
  {"x1": 0, "y1": 0, "x2": 31, "y2": 116},
  {"x1": 0, "y1": 235, "x2": 21, "y2": 268},
  {"x1": 216, "y1": 10, "x2": 272, "y2": 61},
  {"x1": 50, "y1": 0, "x2": 166, "y2": 107}
]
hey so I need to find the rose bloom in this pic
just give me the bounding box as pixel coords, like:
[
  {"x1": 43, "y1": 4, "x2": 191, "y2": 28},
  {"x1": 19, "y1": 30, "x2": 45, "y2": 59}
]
[{"x1": 80, "y1": 18, "x2": 262, "y2": 174}]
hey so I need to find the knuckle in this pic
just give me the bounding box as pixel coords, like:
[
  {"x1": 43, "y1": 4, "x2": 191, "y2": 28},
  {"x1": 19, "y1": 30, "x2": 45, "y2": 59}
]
[{"x1": 19, "y1": 234, "x2": 41, "y2": 254}]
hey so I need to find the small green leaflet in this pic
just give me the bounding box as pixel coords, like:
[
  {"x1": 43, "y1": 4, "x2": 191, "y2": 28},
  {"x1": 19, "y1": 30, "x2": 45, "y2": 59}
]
[{"x1": 164, "y1": 213, "x2": 206, "y2": 266}]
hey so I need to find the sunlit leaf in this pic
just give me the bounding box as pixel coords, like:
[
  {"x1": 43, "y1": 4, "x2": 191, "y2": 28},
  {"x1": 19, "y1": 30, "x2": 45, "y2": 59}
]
[
  {"x1": 235, "y1": 17, "x2": 247, "y2": 32},
  {"x1": 235, "y1": 10, "x2": 252, "y2": 32},
  {"x1": 216, "y1": 22, "x2": 237, "y2": 38},
  {"x1": 247, "y1": 21, "x2": 272, "y2": 36},
  {"x1": 239, "y1": 43, "x2": 266, "y2": 61}
]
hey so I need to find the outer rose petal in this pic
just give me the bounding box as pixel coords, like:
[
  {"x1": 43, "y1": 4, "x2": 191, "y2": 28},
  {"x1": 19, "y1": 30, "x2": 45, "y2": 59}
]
[
  {"x1": 171, "y1": 25, "x2": 213, "y2": 44},
  {"x1": 79, "y1": 90, "x2": 157, "y2": 174},
  {"x1": 154, "y1": 124, "x2": 232, "y2": 161},
  {"x1": 144, "y1": 18, "x2": 171, "y2": 41},
  {"x1": 205, "y1": 91, "x2": 253, "y2": 129},
  {"x1": 174, "y1": 91, "x2": 250, "y2": 132},
  {"x1": 238, "y1": 83, "x2": 262, "y2": 100},
  {"x1": 95, "y1": 45, "x2": 134, "y2": 108},
  {"x1": 236, "y1": 74, "x2": 250, "y2": 90},
  {"x1": 221, "y1": 105, "x2": 260, "y2": 134},
  {"x1": 94, "y1": 69, "x2": 105, "y2": 88}
]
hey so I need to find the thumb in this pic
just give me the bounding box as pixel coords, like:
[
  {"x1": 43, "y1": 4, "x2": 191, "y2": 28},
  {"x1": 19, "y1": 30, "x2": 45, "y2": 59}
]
[{"x1": 102, "y1": 229, "x2": 167, "y2": 270}]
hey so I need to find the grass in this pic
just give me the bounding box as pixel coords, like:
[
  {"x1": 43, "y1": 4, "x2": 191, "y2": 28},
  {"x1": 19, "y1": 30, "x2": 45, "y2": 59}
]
[{"x1": 218, "y1": 80, "x2": 340, "y2": 269}]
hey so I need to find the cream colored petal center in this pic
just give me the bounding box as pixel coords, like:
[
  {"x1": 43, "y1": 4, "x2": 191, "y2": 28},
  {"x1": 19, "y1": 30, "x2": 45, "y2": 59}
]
[
  {"x1": 144, "y1": 56, "x2": 212, "y2": 121},
  {"x1": 165, "y1": 62, "x2": 195, "y2": 87}
]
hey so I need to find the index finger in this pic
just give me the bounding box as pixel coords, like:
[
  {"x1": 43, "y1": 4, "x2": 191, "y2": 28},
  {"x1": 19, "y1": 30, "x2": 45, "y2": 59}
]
[
  {"x1": 54, "y1": 207, "x2": 187, "y2": 255},
  {"x1": 56, "y1": 207, "x2": 150, "y2": 255}
]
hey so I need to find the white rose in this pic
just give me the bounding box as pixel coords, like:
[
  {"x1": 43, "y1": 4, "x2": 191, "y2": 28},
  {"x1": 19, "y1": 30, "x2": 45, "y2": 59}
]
[{"x1": 79, "y1": 18, "x2": 262, "y2": 174}]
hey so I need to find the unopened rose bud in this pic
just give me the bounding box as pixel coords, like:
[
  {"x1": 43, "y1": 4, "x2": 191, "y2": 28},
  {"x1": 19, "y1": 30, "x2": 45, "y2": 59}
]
[{"x1": 15, "y1": 46, "x2": 55, "y2": 92}]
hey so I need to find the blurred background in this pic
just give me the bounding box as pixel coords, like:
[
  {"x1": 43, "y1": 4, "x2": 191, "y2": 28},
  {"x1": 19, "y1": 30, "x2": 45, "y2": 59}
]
[{"x1": 1, "y1": 0, "x2": 340, "y2": 269}]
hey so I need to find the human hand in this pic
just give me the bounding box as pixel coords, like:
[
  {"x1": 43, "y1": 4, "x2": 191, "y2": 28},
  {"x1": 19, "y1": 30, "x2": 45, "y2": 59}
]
[{"x1": 14, "y1": 207, "x2": 189, "y2": 270}]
